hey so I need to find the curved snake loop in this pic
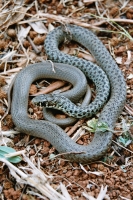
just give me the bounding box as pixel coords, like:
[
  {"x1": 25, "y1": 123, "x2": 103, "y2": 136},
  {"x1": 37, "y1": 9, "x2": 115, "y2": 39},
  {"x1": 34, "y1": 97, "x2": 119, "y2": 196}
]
[{"x1": 11, "y1": 25, "x2": 126, "y2": 163}]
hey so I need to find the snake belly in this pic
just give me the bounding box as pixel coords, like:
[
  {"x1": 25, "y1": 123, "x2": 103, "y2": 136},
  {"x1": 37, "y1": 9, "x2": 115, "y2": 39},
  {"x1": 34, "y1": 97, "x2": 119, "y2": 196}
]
[{"x1": 11, "y1": 25, "x2": 126, "y2": 163}]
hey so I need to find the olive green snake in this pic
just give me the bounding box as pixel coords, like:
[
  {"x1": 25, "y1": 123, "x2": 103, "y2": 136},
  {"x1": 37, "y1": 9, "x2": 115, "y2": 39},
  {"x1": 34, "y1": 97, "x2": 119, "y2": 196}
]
[{"x1": 11, "y1": 25, "x2": 126, "y2": 163}]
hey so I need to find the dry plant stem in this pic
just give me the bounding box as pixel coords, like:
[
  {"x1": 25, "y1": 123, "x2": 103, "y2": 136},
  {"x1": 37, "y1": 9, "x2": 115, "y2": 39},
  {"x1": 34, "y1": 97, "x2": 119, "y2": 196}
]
[
  {"x1": 27, "y1": 36, "x2": 40, "y2": 54},
  {"x1": 83, "y1": 185, "x2": 108, "y2": 200},
  {"x1": 5, "y1": 150, "x2": 26, "y2": 158},
  {"x1": 33, "y1": 80, "x2": 66, "y2": 96},
  {"x1": 18, "y1": 39, "x2": 29, "y2": 66},
  {"x1": 125, "y1": 104, "x2": 133, "y2": 116},
  {"x1": 97, "y1": 161, "x2": 115, "y2": 168},
  {"x1": 0, "y1": 157, "x2": 69, "y2": 200},
  {"x1": 48, "y1": 151, "x2": 85, "y2": 161},
  {"x1": 67, "y1": 119, "x2": 85, "y2": 136},
  {"x1": 119, "y1": 195, "x2": 131, "y2": 200},
  {"x1": 72, "y1": 128, "x2": 86, "y2": 142},
  {"x1": 64, "y1": 127, "x2": 71, "y2": 132},
  {"x1": 68, "y1": 6, "x2": 85, "y2": 17},
  {"x1": 60, "y1": 183, "x2": 72, "y2": 200},
  {"x1": 19, "y1": 13, "x2": 133, "y2": 29},
  {"x1": 0, "y1": 67, "x2": 22, "y2": 75},
  {"x1": 59, "y1": 84, "x2": 72, "y2": 93},
  {"x1": 19, "y1": 14, "x2": 101, "y2": 30},
  {"x1": 23, "y1": 154, "x2": 52, "y2": 180},
  {"x1": 93, "y1": 18, "x2": 133, "y2": 26},
  {"x1": 112, "y1": 140, "x2": 133, "y2": 154}
]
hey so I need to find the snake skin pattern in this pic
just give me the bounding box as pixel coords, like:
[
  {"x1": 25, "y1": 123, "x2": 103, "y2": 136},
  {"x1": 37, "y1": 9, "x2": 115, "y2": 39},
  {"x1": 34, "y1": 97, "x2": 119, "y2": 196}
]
[
  {"x1": 43, "y1": 85, "x2": 92, "y2": 127},
  {"x1": 33, "y1": 92, "x2": 106, "y2": 118},
  {"x1": 11, "y1": 25, "x2": 126, "y2": 163}
]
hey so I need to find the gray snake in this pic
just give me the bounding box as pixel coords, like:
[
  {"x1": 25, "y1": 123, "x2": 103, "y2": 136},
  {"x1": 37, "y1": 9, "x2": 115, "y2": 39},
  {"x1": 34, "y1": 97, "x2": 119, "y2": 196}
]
[
  {"x1": 42, "y1": 85, "x2": 92, "y2": 127},
  {"x1": 11, "y1": 25, "x2": 126, "y2": 163}
]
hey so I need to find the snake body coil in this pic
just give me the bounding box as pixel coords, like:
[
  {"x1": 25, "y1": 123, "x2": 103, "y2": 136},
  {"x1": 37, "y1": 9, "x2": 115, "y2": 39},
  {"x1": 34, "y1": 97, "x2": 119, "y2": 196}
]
[{"x1": 11, "y1": 25, "x2": 126, "y2": 163}]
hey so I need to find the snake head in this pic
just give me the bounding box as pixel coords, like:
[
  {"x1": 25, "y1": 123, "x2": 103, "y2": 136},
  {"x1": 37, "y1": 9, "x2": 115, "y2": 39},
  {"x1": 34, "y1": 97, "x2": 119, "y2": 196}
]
[{"x1": 32, "y1": 94, "x2": 57, "y2": 107}]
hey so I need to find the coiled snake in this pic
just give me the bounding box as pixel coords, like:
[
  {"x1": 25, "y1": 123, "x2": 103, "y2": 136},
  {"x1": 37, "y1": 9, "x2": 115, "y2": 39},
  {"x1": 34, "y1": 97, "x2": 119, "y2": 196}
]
[{"x1": 11, "y1": 25, "x2": 126, "y2": 163}]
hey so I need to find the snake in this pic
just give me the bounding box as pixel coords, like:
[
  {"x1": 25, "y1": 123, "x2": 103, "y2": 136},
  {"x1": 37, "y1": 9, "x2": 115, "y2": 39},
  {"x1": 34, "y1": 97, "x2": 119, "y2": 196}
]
[
  {"x1": 11, "y1": 25, "x2": 126, "y2": 163},
  {"x1": 43, "y1": 85, "x2": 92, "y2": 127}
]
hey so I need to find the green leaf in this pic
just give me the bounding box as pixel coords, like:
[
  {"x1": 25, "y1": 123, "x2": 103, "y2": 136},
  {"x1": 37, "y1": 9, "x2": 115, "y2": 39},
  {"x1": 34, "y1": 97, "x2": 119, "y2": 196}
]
[
  {"x1": 83, "y1": 118, "x2": 109, "y2": 133},
  {"x1": 96, "y1": 122, "x2": 109, "y2": 132},
  {"x1": 85, "y1": 118, "x2": 98, "y2": 132},
  {"x1": 118, "y1": 136, "x2": 132, "y2": 147},
  {"x1": 82, "y1": 126, "x2": 95, "y2": 132},
  {"x1": 87, "y1": 118, "x2": 98, "y2": 129},
  {"x1": 0, "y1": 146, "x2": 22, "y2": 163}
]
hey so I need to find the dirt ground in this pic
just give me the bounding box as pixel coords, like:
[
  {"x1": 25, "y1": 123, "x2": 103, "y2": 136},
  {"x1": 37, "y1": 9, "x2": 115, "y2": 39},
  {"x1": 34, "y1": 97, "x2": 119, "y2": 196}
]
[{"x1": 0, "y1": 0, "x2": 133, "y2": 199}]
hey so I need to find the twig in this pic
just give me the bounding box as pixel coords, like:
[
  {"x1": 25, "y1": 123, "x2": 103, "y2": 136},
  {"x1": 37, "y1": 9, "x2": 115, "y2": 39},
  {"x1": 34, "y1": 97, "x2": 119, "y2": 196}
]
[
  {"x1": 18, "y1": 14, "x2": 101, "y2": 30},
  {"x1": 27, "y1": 36, "x2": 41, "y2": 54},
  {"x1": 125, "y1": 104, "x2": 133, "y2": 116},
  {"x1": 0, "y1": 67, "x2": 22, "y2": 75},
  {"x1": 5, "y1": 150, "x2": 26, "y2": 158},
  {"x1": 112, "y1": 140, "x2": 133, "y2": 154},
  {"x1": 57, "y1": 84, "x2": 72, "y2": 93},
  {"x1": 68, "y1": 6, "x2": 85, "y2": 17},
  {"x1": 67, "y1": 119, "x2": 85, "y2": 136},
  {"x1": 18, "y1": 39, "x2": 30, "y2": 66},
  {"x1": 93, "y1": 18, "x2": 133, "y2": 26},
  {"x1": 18, "y1": 13, "x2": 133, "y2": 30},
  {"x1": 32, "y1": 80, "x2": 66, "y2": 96},
  {"x1": 0, "y1": 157, "x2": 70, "y2": 200}
]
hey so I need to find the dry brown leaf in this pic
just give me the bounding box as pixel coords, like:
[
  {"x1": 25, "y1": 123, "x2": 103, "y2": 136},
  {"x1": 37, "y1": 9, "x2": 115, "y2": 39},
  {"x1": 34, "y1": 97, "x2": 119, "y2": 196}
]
[{"x1": 0, "y1": 6, "x2": 27, "y2": 30}]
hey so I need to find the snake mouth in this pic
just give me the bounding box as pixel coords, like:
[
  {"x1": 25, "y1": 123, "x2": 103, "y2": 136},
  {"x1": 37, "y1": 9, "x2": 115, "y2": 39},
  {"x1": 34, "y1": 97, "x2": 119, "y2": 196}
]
[
  {"x1": 32, "y1": 94, "x2": 57, "y2": 108},
  {"x1": 31, "y1": 95, "x2": 46, "y2": 106}
]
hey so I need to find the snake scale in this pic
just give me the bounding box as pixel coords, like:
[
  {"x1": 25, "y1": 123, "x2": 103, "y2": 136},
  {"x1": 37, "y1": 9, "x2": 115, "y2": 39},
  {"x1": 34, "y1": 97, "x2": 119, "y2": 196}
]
[
  {"x1": 42, "y1": 85, "x2": 92, "y2": 127},
  {"x1": 11, "y1": 25, "x2": 126, "y2": 163}
]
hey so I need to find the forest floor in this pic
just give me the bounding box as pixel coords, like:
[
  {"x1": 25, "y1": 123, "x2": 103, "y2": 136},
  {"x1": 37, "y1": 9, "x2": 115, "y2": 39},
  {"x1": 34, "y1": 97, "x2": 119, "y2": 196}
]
[{"x1": 0, "y1": 0, "x2": 133, "y2": 200}]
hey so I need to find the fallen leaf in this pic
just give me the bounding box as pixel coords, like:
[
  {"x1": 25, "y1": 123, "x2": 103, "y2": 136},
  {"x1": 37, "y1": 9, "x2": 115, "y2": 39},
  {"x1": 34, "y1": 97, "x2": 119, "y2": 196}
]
[
  {"x1": 115, "y1": 56, "x2": 122, "y2": 64},
  {"x1": 0, "y1": 7, "x2": 27, "y2": 30},
  {"x1": 17, "y1": 26, "x2": 31, "y2": 40},
  {"x1": 29, "y1": 21, "x2": 48, "y2": 34}
]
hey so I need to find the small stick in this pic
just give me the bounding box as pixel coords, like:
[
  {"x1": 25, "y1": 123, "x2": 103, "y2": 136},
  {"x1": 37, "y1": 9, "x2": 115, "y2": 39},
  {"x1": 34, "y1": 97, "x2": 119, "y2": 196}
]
[
  {"x1": 5, "y1": 150, "x2": 26, "y2": 158},
  {"x1": 125, "y1": 104, "x2": 133, "y2": 116},
  {"x1": 67, "y1": 119, "x2": 85, "y2": 136},
  {"x1": 19, "y1": 14, "x2": 133, "y2": 29},
  {"x1": 27, "y1": 36, "x2": 40, "y2": 54},
  {"x1": 19, "y1": 14, "x2": 101, "y2": 30},
  {"x1": 112, "y1": 140, "x2": 133, "y2": 154},
  {"x1": 57, "y1": 84, "x2": 72, "y2": 93},
  {"x1": 93, "y1": 18, "x2": 133, "y2": 26},
  {"x1": 33, "y1": 80, "x2": 66, "y2": 96}
]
